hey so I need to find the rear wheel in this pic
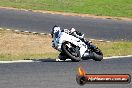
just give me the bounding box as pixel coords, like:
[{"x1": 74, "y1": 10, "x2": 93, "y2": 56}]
[{"x1": 61, "y1": 42, "x2": 81, "y2": 62}]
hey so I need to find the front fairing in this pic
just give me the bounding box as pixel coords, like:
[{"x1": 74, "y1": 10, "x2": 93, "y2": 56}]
[
  {"x1": 58, "y1": 32, "x2": 88, "y2": 57},
  {"x1": 52, "y1": 31, "x2": 88, "y2": 57}
]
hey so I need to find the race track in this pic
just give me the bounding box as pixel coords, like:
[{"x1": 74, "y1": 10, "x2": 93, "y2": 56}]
[
  {"x1": 0, "y1": 8, "x2": 132, "y2": 88},
  {"x1": 0, "y1": 8, "x2": 132, "y2": 40},
  {"x1": 0, "y1": 58, "x2": 132, "y2": 88}
]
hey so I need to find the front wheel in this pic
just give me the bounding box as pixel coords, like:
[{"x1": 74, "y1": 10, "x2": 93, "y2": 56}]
[
  {"x1": 93, "y1": 48, "x2": 103, "y2": 61},
  {"x1": 61, "y1": 42, "x2": 81, "y2": 62}
]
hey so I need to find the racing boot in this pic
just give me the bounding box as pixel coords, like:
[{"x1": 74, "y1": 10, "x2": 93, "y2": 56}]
[
  {"x1": 58, "y1": 52, "x2": 68, "y2": 61},
  {"x1": 82, "y1": 50, "x2": 94, "y2": 60}
]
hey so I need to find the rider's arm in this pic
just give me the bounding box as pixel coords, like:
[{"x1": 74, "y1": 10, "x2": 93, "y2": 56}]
[{"x1": 73, "y1": 31, "x2": 84, "y2": 39}]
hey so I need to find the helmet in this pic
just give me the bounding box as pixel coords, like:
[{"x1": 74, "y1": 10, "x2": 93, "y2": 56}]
[
  {"x1": 70, "y1": 28, "x2": 76, "y2": 33},
  {"x1": 51, "y1": 25, "x2": 61, "y2": 37}
]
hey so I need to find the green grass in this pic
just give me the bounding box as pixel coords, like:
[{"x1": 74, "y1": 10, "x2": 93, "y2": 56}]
[
  {"x1": 93, "y1": 41, "x2": 132, "y2": 57},
  {"x1": 0, "y1": 0, "x2": 132, "y2": 18},
  {"x1": 0, "y1": 53, "x2": 59, "y2": 61},
  {"x1": 1, "y1": 41, "x2": 132, "y2": 61}
]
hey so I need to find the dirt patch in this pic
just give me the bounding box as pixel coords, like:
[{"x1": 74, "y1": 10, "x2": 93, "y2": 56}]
[{"x1": 0, "y1": 30, "x2": 57, "y2": 60}]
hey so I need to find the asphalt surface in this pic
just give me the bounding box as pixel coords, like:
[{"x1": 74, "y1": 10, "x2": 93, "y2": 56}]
[
  {"x1": 0, "y1": 8, "x2": 132, "y2": 88},
  {"x1": 0, "y1": 57, "x2": 132, "y2": 88},
  {"x1": 0, "y1": 8, "x2": 132, "y2": 41}
]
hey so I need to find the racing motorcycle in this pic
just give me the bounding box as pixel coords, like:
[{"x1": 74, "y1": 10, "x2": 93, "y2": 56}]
[{"x1": 51, "y1": 26, "x2": 103, "y2": 62}]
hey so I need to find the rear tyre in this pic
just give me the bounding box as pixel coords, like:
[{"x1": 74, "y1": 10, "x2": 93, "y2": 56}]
[{"x1": 61, "y1": 42, "x2": 81, "y2": 62}]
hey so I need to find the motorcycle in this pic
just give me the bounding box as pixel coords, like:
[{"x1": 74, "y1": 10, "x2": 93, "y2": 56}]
[{"x1": 51, "y1": 26, "x2": 103, "y2": 62}]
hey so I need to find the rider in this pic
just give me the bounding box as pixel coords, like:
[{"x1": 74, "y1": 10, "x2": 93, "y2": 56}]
[
  {"x1": 70, "y1": 28, "x2": 84, "y2": 39},
  {"x1": 70, "y1": 28, "x2": 90, "y2": 45},
  {"x1": 51, "y1": 25, "x2": 62, "y2": 50}
]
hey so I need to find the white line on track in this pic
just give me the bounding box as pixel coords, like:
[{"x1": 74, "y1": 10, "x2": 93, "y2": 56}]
[
  {"x1": 0, "y1": 55, "x2": 132, "y2": 63},
  {"x1": 104, "y1": 55, "x2": 132, "y2": 59},
  {"x1": 6, "y1": 29, "x2": 11, "y2": 31}
]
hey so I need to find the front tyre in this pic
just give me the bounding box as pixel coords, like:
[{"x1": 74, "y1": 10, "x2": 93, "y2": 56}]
[
  {"x1": 93, "y1": 48, "x2": 103, "y2": 61},
  {"x1": 61, "y1": 42, "x2": 81, "y2": 62}
]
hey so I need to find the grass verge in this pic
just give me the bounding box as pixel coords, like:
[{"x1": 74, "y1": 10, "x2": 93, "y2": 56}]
[
  {"x1": 0, "y1": 29, "x2": 132, "y2": 61},
  {"x1": 0, "y1": 0, "x2": 132, "y2": 18},
  {"x1": 92, "y1": 41, "x2": 132, "y2": 57}
]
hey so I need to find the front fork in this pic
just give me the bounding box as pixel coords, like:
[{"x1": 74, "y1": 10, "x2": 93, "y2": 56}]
[{"x1": 79, "y1": 45, "x2": 88, "y2": 58}]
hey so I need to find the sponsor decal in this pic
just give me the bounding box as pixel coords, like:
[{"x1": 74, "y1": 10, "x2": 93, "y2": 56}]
[{"x1": 76, "y1": 67, "x2": 131, "y2": 85}]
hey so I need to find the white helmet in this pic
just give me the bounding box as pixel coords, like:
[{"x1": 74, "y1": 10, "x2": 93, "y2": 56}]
[
  {"x1": 51, "y1": 25, "x2": 61, "y2": 37},
  {"x1": 70, "y1": 28, "x2": 76, "y2": 33},
  {"x1": 51, "y1": 25, "x2": 61, "y2": 34},
  {"x1": 53, "y1": 27, "x2": 61, "y2": 33}
]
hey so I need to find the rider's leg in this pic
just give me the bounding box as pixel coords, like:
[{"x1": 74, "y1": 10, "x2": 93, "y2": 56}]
[
  {"x1": 80, "y1": 38, "x2": 90, "y2": 45},
  {"x1": 82, "y1": 50, "x2": 94, "y2": 59}
]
